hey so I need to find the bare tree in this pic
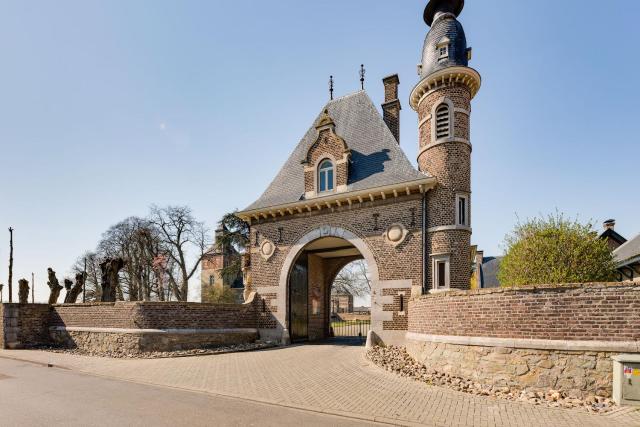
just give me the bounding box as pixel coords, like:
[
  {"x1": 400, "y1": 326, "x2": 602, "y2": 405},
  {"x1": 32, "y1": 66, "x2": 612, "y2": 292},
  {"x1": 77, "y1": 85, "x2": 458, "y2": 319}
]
[
  {"x1": 149, "y1": 205, "x2": 211, "y2": 301},
  {"x1": 72, "y1": 252, "x2": 101, "y2": 302},
  {"x1": 332, "y1": 260, "x2": 371, "y2": 297}
]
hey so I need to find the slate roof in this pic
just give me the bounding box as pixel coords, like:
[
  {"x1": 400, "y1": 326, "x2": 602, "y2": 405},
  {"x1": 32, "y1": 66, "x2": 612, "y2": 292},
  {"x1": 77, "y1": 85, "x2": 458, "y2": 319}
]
[
  {"x1": 614, "y1": 233, "x2": 640, "y2": 264},
  {"x1": 244, "y1": 91, "x2": 427, "y2": 212},
  {"x1": 421, "y1": 10, "x2": 468, "y2": 78}
]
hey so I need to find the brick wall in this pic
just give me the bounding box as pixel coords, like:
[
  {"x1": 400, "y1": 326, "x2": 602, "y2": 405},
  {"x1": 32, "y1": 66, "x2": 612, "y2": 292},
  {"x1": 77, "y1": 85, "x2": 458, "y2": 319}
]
[
  {"x1": 251, "y1": 196, "x2": 424, "y2": 339},
  {"x1": 51, "y1": 301, "x2": 258, "y2": 331},
  {"x1": 408, "y1": 282, "x2": 640, "y2": 341},
  {"x1": 1, "y1": 304, "x2": 51, "y2": 349}
]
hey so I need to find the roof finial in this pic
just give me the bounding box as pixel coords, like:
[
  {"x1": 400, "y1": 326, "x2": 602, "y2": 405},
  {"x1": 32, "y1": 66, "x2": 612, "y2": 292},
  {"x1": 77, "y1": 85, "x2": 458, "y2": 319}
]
[
  {"x1": 360, "y1": 64, "x2": 366, "y2": 90},
  {"x1": 329, "y1": 75, "x2": 334, "y2": 100}
]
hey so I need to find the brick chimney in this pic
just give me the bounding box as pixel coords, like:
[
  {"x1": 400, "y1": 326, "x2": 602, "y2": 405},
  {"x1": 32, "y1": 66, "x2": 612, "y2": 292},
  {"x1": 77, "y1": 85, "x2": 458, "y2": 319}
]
[
  {"x1": 382, "y1": 74, "x2": 401, "y2": 143},
  {"x1": 604, "y1": 219, "x2": 616, "y2": 231}
]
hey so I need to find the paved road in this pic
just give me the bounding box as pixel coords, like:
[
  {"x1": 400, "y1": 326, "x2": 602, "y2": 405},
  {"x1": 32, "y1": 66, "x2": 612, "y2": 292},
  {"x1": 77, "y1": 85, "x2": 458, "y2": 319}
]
[
  {"x1": 0, "y1": 357, "x2": 382, "y2": 427},
  {"x1": 1, "y1": 341, "x2": 639, "y2": 427}
]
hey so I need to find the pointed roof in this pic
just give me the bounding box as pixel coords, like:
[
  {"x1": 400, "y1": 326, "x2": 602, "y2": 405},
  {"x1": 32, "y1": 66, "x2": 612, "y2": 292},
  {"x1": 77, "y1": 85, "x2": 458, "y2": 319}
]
[{"x1": 245, "y1": 91, "x2": 426, "y2": 212}]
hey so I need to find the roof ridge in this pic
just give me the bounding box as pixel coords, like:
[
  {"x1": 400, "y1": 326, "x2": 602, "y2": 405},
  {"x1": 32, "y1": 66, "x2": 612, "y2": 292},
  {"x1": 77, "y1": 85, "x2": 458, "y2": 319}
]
[{"x1": 326, "y1": 90, "x2": 366, "y2": 105}]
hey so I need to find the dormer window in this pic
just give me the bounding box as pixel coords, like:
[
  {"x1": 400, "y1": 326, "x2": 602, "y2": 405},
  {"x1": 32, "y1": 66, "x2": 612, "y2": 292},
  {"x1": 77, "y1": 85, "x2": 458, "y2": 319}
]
[
  {"x1": 318, "y1": 159, "x2": 335, "y2": 193},
  {"x1": 437, "y1": 37, "x2": 450, "y2": 62}
]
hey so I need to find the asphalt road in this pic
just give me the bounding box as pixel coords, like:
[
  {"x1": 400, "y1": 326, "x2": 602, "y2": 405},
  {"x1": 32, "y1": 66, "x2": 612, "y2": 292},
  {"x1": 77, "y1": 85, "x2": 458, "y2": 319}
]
[{"x1": 0, "y1": 357, "x2": 382, "y2": 427}]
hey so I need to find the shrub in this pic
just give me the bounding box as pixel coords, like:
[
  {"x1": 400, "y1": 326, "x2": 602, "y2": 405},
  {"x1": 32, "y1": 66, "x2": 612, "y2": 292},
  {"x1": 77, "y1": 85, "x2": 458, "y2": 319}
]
[{"x1": 498, "y1": 213, "x2": 617, "y2": 286}]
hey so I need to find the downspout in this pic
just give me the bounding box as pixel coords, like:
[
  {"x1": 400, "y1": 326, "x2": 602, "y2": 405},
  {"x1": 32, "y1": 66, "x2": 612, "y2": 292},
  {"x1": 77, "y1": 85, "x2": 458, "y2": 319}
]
[{"x1": 422, "y1": 191, "x2": 429, "y2": 295}]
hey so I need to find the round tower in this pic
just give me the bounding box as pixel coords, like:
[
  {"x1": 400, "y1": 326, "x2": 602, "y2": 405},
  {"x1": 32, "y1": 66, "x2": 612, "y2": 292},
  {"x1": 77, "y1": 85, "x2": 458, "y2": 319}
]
[{"x1": 410, "y1": 0, "x2": 481, "y2": 291}]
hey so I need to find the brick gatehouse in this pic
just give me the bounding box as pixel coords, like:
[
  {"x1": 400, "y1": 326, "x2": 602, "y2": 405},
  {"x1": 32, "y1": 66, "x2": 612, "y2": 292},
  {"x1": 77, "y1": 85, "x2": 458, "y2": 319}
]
[{"x1": 237, "y1": 0, "x2": 481, "y2": 345}]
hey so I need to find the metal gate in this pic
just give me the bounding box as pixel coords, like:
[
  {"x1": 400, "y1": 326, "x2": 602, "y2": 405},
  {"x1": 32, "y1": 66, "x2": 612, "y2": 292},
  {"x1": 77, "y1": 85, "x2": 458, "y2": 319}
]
[{"x1": 329, "y1": 319, "x2": 371, "y2": 339}]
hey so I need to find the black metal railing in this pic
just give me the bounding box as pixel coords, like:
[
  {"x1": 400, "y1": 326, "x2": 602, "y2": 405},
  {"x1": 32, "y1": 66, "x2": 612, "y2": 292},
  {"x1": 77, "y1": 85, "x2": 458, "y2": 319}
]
[{"x1": 329, "y1": 319, "x2": 371, "y2": 339}]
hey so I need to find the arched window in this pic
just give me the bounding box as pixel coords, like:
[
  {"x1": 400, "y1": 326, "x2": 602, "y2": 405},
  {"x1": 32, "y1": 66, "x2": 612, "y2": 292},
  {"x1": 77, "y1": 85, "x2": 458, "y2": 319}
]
[
  {"x1": 318, "y1": 159, "x2": 335, "y2": 193},
  {"x1": 435, "y1": 103, "x2": 450, "y2": 139}
]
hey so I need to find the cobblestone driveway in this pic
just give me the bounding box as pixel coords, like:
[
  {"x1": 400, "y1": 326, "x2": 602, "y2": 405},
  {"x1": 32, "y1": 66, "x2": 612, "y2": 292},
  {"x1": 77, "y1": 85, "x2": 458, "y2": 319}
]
[{"x1": 1, "y1": 341, "x2": 638, "y2": 427}]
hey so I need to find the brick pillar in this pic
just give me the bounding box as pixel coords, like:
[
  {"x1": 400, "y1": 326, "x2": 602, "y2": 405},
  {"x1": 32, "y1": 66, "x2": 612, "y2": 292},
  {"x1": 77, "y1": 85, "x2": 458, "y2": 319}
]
[{"x1": 382, "y1": 75, "x2": 401, "y2": 143}]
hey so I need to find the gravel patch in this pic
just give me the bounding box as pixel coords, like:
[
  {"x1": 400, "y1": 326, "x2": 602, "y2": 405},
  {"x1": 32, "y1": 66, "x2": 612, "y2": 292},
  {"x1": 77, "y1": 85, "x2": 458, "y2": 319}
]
[{"x1": 367, "y1": 345, "x2": 616, "y2": 414}]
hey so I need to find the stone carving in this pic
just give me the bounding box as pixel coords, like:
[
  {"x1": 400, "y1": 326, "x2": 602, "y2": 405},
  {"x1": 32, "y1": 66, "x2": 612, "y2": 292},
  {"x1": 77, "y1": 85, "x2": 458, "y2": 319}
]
[
  {"x1": 259, "y1": 239, "x2": 276, "y2": 261},
  {"x1": 383, "y1": 223, "x2": 409, "y2": 247},
  {"x1": 63, "y1": 273, "x2": 85, "y2": 304},
  {"x1": 18, "y1": 279, "x2": 29, "y2": 304},
  {"x1": 100, "y1": 258, "x2": 125, "y2": 302},
  {"x1": 47, "y1": 268, "x2": 63, "y2": 305}
]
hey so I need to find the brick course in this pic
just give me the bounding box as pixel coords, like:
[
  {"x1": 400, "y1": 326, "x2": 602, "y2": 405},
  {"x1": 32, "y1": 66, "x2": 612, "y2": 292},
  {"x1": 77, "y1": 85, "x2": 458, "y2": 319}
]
[
  {"x1": 51, "y1": 301, "x2": 258, "y2": 331},
  {"x1": 408, "y1": 282, "x2": 640, "y2": 341}
]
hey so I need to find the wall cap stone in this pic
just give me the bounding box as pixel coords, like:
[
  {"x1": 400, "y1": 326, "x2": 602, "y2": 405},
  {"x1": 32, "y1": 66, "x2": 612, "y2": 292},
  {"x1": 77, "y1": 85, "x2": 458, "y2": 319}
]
[
  {"x1": 412, "y1": 281, "x2": 640, "y2": 300},
  {"x1": 406, "y1": 332, "x2": 640, "y2": 353},
  {"x1": 50, "y1": 326, "x2": 258, "y2": 335}
]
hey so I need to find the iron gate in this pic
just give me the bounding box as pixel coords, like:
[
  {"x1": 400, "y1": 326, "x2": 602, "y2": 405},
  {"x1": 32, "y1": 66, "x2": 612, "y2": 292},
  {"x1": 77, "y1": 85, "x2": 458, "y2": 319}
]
[{"x1": 329, "y1": 319, "x2": 371, "y2": 339}]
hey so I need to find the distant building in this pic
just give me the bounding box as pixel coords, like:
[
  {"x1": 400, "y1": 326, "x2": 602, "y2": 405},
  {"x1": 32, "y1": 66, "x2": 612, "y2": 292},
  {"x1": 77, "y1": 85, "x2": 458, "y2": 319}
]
[
  {"x1": 471, "y1": 247, "x2": 502, "y2": 289},
  {"x1": 599, "y1": 219, "x2": 627, "y2": 251},
  {"x1": 200, "y1": 226, "x2": 244, "y2": 303},
  {"x1": 599, "y1": 219, "x2": 639, "y2": 281},
  {"x1": 613, "y1": 233, "x2": 640, "y2": 281},
  {"x1": 331, "y1": 292, "x2": 354, "y2": 314}
]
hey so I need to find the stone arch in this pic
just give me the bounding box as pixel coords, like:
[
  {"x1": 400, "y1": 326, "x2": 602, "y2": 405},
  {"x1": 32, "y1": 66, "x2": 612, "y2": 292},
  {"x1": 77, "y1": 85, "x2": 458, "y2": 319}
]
[{"x1": 277, "y1": 226, "x2": 380, "y2": 336}]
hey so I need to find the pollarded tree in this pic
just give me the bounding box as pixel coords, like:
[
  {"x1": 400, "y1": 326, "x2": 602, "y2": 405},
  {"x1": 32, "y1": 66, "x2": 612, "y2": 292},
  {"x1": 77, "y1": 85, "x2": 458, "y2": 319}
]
[{"x1": 498, "y1": 213, "x2": 617, "y2": 286}]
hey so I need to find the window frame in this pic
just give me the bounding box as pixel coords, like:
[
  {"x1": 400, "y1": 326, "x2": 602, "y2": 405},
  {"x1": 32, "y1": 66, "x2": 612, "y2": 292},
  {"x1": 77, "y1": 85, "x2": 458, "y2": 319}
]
[
  {"x1": 317, "y1": 158, "x2": 335, "y2": 194},
  {"x1": 455, "y1": 193, "x2": 470, "y2": 227},
  {"x1": 432, "y1": 255, "x2": 451, "y2": 291},
  {"x1": 431, "y1": 98, "x2": 454, "y2": 142}
]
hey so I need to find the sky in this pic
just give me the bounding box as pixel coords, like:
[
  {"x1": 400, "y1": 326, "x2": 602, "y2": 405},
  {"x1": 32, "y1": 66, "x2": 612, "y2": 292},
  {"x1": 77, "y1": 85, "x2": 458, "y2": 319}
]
[{"x1": 0, "y1": 0, "x2": 638, "y2": 303}]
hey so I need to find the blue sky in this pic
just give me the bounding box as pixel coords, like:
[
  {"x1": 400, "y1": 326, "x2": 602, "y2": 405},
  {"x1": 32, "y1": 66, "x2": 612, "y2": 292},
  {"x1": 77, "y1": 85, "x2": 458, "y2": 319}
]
[{"x1": 0, "y1": 0, "x2": 638, "y2": 302}]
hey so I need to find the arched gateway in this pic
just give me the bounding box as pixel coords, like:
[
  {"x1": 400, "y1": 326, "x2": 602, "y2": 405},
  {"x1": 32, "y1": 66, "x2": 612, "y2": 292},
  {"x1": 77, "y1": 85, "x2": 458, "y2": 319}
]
[
  {"x1": 237, "y1": 0, "x2": 481, "y2": 346},
  {"x1": 279, "y1": 227, "x2": 378, "y2": 342}
]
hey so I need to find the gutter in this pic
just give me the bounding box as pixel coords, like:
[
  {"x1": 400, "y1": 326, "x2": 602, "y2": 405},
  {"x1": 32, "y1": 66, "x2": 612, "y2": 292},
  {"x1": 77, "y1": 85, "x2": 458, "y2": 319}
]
[{"x1": 237, "y1": 177, "x2": 436, "y2": 223}]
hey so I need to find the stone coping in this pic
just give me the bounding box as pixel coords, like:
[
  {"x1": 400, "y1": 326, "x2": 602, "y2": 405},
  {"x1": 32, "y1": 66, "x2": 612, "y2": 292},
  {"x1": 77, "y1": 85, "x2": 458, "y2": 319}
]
[
  {"x1": 413, "y1": 281, "x2": 640, "y2": 300},
  {"x1": 405, "y1": 332, "x2": 640, "y2": 353},
  {"x1": 50, "y1": 326, "x2": 258, "y2": 335},
  {"x1": 51, "y1": 301, "x2": 252, "y2": 308}
]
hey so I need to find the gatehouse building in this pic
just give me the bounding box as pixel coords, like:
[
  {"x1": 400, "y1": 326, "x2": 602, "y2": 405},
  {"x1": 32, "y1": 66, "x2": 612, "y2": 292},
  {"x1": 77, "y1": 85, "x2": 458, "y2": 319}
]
[{"x1": 237, "y1": 0, "x2": 480, "y2": 345}]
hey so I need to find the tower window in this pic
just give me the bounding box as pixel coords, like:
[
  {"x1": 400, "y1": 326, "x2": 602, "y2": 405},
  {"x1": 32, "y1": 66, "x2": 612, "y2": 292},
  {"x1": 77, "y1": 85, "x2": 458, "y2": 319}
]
[
  {"x1": 432, "y1": 255, "x2": 450, "y2": 290},
  {"x1": 435, "y1": 104, "x2": 450, "y2": 139},
  {"x1": 436, "y1": 37, "x2": 450, "y2": 62},
  {"x1": 456, "y1": 194, "x2": 469, "y2": 226},
  {"x1": 318, "y1": 159, "x2": 335, "y2": 193},
  {"x1": 209, "y1": 275, "x2": 214, "y2": 286}
]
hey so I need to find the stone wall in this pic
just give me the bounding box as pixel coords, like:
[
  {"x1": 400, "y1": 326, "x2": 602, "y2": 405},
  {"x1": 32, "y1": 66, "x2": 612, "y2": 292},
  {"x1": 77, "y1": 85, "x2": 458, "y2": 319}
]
[
  {"x1": 49, "y1": 328, "x2": 258, "y2": 354},
  {"x1": 406, "y1": 282, "x2": 640, "y2": 398},
  {"x1": 406, "y1": 340, "x2": 614, "y2": 399},
  {"x1": 0, "y1": 304, "x2": 51, "y2": 349}
]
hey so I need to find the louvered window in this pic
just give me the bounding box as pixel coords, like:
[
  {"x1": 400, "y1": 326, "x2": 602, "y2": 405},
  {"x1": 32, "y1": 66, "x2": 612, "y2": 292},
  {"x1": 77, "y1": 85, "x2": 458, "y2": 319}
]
[{"x1": 435, "y1": 104, "x2": 450, "y2": 139}]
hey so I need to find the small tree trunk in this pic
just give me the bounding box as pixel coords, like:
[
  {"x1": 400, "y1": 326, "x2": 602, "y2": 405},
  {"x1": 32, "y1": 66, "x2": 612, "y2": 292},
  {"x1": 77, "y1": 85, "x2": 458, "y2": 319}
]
[{"x1": 18, "y1": 279, "x2": 29, "y2": 304}]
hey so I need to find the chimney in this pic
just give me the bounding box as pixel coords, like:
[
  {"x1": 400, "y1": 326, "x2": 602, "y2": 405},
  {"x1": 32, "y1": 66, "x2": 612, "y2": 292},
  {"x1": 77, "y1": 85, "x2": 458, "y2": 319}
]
[
  {"x1": 603, "y1": 219, "x2": 616, "y2": 231},
  {"x1": 382, "y1": 74, "x2": 401, "y2": 143},
  {"x1": 475, "y1": 250, "x2": 484, "y2": 267}
]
